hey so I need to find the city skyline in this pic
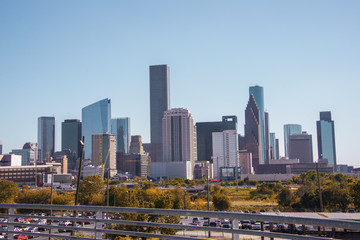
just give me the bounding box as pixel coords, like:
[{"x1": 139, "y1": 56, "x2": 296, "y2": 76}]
[{"x1": 1, "y1": 1, "x2": 360, "y2": 167}]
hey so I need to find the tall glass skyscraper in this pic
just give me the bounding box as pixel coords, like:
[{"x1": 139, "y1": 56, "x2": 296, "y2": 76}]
[
  {"x1": 62, "y1": 119, "x2": 82, "y2": 171},
  {"x1": 150, "y1": 64, "x2": 170, "y2": 162},
  {"x1": 284, "y1": 124, "x2": 302, "y2": 157},
  {"x1": 269, "y1": 132, "x2": 277, "y2": 160},
  {"x1": 82, "y1": 98, "x2": 111, "y2": 159},
  {"x1": 249, "y1": 85, "x2": 266, "y2": 164},
  {"x1": 317, "y1": 111, "x2": 337, "y2": 166},
  {"x1": 38, "y1": 116, "x2": 56, "y2": 163},
  {"x1": 111, "y1": 118, "x2": 130, "y2": 154}
]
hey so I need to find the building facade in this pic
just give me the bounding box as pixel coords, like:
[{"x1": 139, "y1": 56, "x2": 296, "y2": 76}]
[
  {"x1": 289, "y1": 132, "x2": 313, "y2": 164},
  {"x1": 196, "y1": 116, "x2": 237, "y2": 162},
  {"x1": 91, "y1": 133, "x2": 116, "y2": 177},
  {"x1": 61, "y1": 119, "x2": 82, "y2": 158},
  {"x1": 149, "y1": 64, "x2": 170, "y2": 163},
  {"x1": 244, "y1": 95, "x2": 262, "y2": 173},
  {"x1": 212, "y1": 130, "x2": 239, "y2": 180},
  {"x1": 317, "y1": 111, "x2": 337, "y2": 166},
  {"x1": 249, "y1": 85, "x2": 266, "y2": 164},
  {"x1": 82, "y1": 98, "x2": 111, "y2": 159},
  {"x1": 111, "y1": 117, "x2": 130, "y2": 154},
  {"x1": 284, "y1": 124, "x2": 302, "y2": 157},
  {"x1": 269, "y1": 133, "x2": 277, "y2": 160},
  {"x1": 38, "y1": 116, "x2": 56, "y2": 163},
  {"x1": 10, "y1": 148, "x2": 36, "y2": 166}
]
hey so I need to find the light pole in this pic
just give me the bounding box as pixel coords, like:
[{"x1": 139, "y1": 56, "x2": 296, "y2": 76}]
[
  {"x1": 316, "y1": 161, "x2": 324, "y2": 212},
  {"x1": 72, "y1": 137, "x2": 84, "y2": 236}
]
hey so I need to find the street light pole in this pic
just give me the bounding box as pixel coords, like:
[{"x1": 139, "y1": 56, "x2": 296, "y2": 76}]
[{"x1": 74, "y1": 136, "x2": 85, "y2": 206}]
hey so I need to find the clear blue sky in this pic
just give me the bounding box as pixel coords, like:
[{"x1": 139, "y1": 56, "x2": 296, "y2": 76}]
[{"x1": 1, "y1": 1, "x2": 359, "y2": 167}]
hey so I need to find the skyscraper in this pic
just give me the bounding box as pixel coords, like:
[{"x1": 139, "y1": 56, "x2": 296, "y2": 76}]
[
  {"x1": 317, "y1": 111, "x2": 337, "y2": 166},
  {"x1": 249, "y1": 85, "x2": 266, "y2": 164},
  {"x1": 0, "y1": 140, "x2": 2, "y2": 154},
  {"x1": 289, "y1": 132, "x2": 313, "y2": 164},
  {"x1": 212, "y1": 130, "x2": 238, "y2": 180},
  {"x1": 196, "y1": 116, "x2": 237, "y2": 162},
  {"x1": 92, "y1": 133, "x2": 116, "y2": 177},
  {"x1": 38, "y1": 116, "x2": 56, "y2": 163},
  {"x1": 111, "y1": 118, "x2": 130, "y2": 154},
  {"x1": 244, "y1": 95, "x2": 262, "y2": 172},
  {"x1": 264, "y1": 112, "x2": 270, "y2": 164},
  {"x1": 82, "y1": 98, "x2": 111, "y2": 159},
  {"x1": 284, "y1": 124, "x2": 302, "y2": 157},
  {"x1": 150, "y1": 64, "x2": 170, "y2": 162},
  {"x1": 62, "y1": 119, "x2": 82, "y2": 171},
  {"x1": 269, "y1": 133, "x2": 277, "y2": 160},
  {"x1": 162, "y1": 108, "x2": 196, "y2": 164}
]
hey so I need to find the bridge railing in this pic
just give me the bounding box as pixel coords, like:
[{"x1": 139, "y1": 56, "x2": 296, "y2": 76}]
[{"x1": 0, "y1": 203, "x2": 359, "y2": 240}]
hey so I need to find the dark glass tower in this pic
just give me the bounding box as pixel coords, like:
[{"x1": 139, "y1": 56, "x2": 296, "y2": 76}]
[
  {"x1": 38, "y1": 116, "x2": 56, "y2": 163},
  {"x1": 82, "y1": 98, "x2": 111, "y2": 159},
  {"x1": 244, "y1": 95, "x2": 261, "y2": 172},
  {"x1": 62, "y1": 119, "x2": 82, "y2": 171},
  {"x1": 150, "y1": 65, "x2": 170, "y2": 162},
  {"x1": 289, "y1": 132, "x2": 313, "y2": 163},
  {"x1": 249, "y1": 86, "x2": 265, "y2": 164},
  {"x1": 284, "y1": 124, "x2": 302, "y2": 157},
  {"x1": 317, "y1": 111, "x2": 337, "y2": 166},
  {"x1": 196, "y1": 116, "x2": 237, "y2": 162}
]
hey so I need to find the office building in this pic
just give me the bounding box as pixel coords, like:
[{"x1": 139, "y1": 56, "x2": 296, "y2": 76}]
[
  {"x1": 91, "y1": 133, "x2": 116, "y2": 177},
  {"x1": 238, "y1": 150, "x2": 253, "y2": 175},
  {"x1": 212, "y1": 130, "x2": 239, "y2": 180},
  {"x1": 264, "y1": 112, "x2": 270, "y2": 164},
  {"x1": 149, "y1": 64, "x2": 170, "y2": 162},
  {"x1": 129, "y1": 135, "x2": 145, "y2": 154},
  {"x1": 244, "y1": 95, "x2": 262, "y2": 172},
  {"x1": 0, "y1": 154, "x2": 21, "y2": 166},
  {"x1": 82, "y1": 98, "x2": 111, "y2": 159},
  {"x1": 62, "y1": 119, "x2": 82, "y2": 171},
  {"x1": 116, "y1": 152, "x2": 149, "y2": 178},
  {"x1": 284, "y1": 124, "x2": 302, "y2": 157},
  {"x1": 196, "y1": 116, "x2": 237, "y2": 162},
  {"x1": 10, "y1": 148, "x2": 35, "y2": 166},
  {"x1": 275, "y1": 139, "x2": 280, "y2": 160},
  {"x1": 52, "y1": 151, "x2": 68, "y2": 174},
  {"x1": 289, "y1": 132, "x2": 313, "y2": 164},
  {"x1": 269, "y1": 133, "x2": 277, "y2": 160},
  {"x1": 111, "y1": 117, "x2": 130, "y2": 153},
  {"x1": 317, "y1": 111, "x2": 337, "y2": 166},
  {"x1": 38, "y1": 116, "x2": 56, "y2": 163},
  {"x1": 249, "y1": 85, "x2": 266, "y2": 164}
]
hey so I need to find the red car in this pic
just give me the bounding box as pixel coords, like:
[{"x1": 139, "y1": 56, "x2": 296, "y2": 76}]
[{"x1": 14, "y1": 234, "x2": 28, "y2": 240}]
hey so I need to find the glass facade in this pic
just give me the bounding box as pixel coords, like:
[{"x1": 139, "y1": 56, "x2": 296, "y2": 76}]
[
  {"x1": 82, "y1": 99, "x2": 111, "y2": 159},
  {"x1": 269, "y1": 132, "x2": 276, "y2": 160},
  {"x1": 62, "y1": 119, "x2": 82, "y2": 158},
  {"x1": 317, "y1": 111, "x2": 336, "y2": 166},
  {"x1": 283, "y1": 124, "x2": 302, "y2": 157},
  {"x1": 111, "y1": 118, "x2": 130, "y2": 154},
  {"x1": 38, "y1": 117, "x2": 56, "y2": 163},
  {"x1": 249, "y1": 86, "x2": 265, "y2": 164}
]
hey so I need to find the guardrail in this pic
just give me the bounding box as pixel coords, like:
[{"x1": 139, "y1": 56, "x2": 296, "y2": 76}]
[{"x1": 0, "y1": 204, "x2": 359, "y2": 240}]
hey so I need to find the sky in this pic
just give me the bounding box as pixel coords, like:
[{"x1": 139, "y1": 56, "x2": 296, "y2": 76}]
[{"x1": 1, "y1": 1, "x2": 359, "y2": 167}]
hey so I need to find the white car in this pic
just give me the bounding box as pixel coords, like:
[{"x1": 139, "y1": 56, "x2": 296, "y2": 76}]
[{"x1": 252, "y1": 222, "x2": 261, "y2": 230}]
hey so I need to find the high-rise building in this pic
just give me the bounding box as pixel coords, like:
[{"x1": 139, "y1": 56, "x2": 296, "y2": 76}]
[
  {"x1": 0, "y1": 140, "x2": 2, "y2": 154},
  {"x1": 62, "y1": 119, "x2": 82, "y2": 171},
  {"x1": 317, "y1": 111, "x2": 337, "y2": 166},
  {"x1": 196, "y1": 116, "x2": 237, "y2": 162},
  {"x1": 38, "y1": 116, "x2": 56, "y2": 163},
  {"x1": 249, "y1": 85, "x2": 266, "y2": 164},
  {"x1": 92, "y1": 133, "x2": 116, "y2": 177},
  {"x1": 284, "y1": 124, "x2": 302, "y2": 157},
  {"x1": 212, "y1": 130, "x2": 238, "y2": 179},
  {"x1": 162, "y1": 108, "x2": 196, "y2": 163},
  {"x1": 269, "y1": 133, "x2": 277, "y2": 160},
  {"x1": 244, "y1": 95, "x2": 262, "y2": 172},
  {"x1": 82, "y1": 98, "x2": 111, "y2": 159},
  {"x1": 149, "y1": 64, "x2": 170, "y2": 162},
  {"x1": 129, "y1": 135, "x2": 145, "y2": 155},
  {"x1": 264, "y1": 112, "x2": 270, "y2": 164},
  {"x1": 62, "y1": 119, "x2": 82, "y2": 158},
  {"x1": 275, "y1": 138, "x2": 280, "y2": 160},
  {"x1": 111, "y1": 118, "x2": 130, "y2": 154},
  {"x1": 289, "y1": 132, "x2": 313, "y2": 164}
]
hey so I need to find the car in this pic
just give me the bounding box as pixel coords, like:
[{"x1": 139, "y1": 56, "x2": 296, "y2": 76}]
[
  {"x1": 240, "y1": 220, "x2": 252, "y2": 229},
  {"x1": 202, "y1": 221, "x2": 209, "y2": 226},
  {"x1": 209, "y1": 221, "x2": 220, "y2": 227},
  {"x1": 222, "y1": 222, "x2": 231, "y2": 228},
  {"x1": 58, "y1": 229, "x2": 72, "y2": 233},
  {"x1": 252, "y1": 222, "x2": 261, "y2": 230},
  {"x1": 14, "y1": 234, "x2": 28, "y2": 240},
  {"x1": 190, "y1": 222, "x2": 200, "y2": 226},
  {"x1": 192, "y1": 217, "x2": 200, "y2": 224}
]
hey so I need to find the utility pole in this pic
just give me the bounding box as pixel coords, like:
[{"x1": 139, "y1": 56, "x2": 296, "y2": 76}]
[{"x1": 207, "y1": 163, "x2": 211, "y2": 238}]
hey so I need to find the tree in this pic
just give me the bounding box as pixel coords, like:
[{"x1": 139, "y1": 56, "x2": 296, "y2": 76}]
[
  {"x1": 78, "y1": 175, "x2": 105, "y2": 205},
  {"x1": 277, "y1": 187, "x2": 294, "y2": 207},
  {"x1": 212, "y1": 192, "x2": 231, "y2": 211},
  {"x1": 0, "y1": 179, "x2": 18, "y2": 203}
]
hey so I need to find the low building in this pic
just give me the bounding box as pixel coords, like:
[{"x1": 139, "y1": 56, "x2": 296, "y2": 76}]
[
  {"x1": 193, "y1": 161, "x2": 212, "y2": 179},
  {"x1": 117, "y1": 152, "x2": 149, "y2": 178},
  {"x1": 82, "y1": 165, "x2": 103, "y2": 179},
  {"x1": 0, "y1": 154, "x2": 22, "y2": 167},
  {"x1": 149, "y1": 161, "x2": 193, "y2": 180}
]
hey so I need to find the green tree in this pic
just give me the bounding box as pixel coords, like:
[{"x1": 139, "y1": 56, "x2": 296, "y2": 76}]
[
  {"x1": 78, "y1": 175, "x2": 105, "y2": 205},
  {"x1": 0, "y1": 179, "x2": 19, "y2": 203},
  {"x1": 277, "y1": 187, "x2": 295, "y2": 207},
  {"x1": 212, "y1": 192, "x2": 231, "y2": 211}
]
